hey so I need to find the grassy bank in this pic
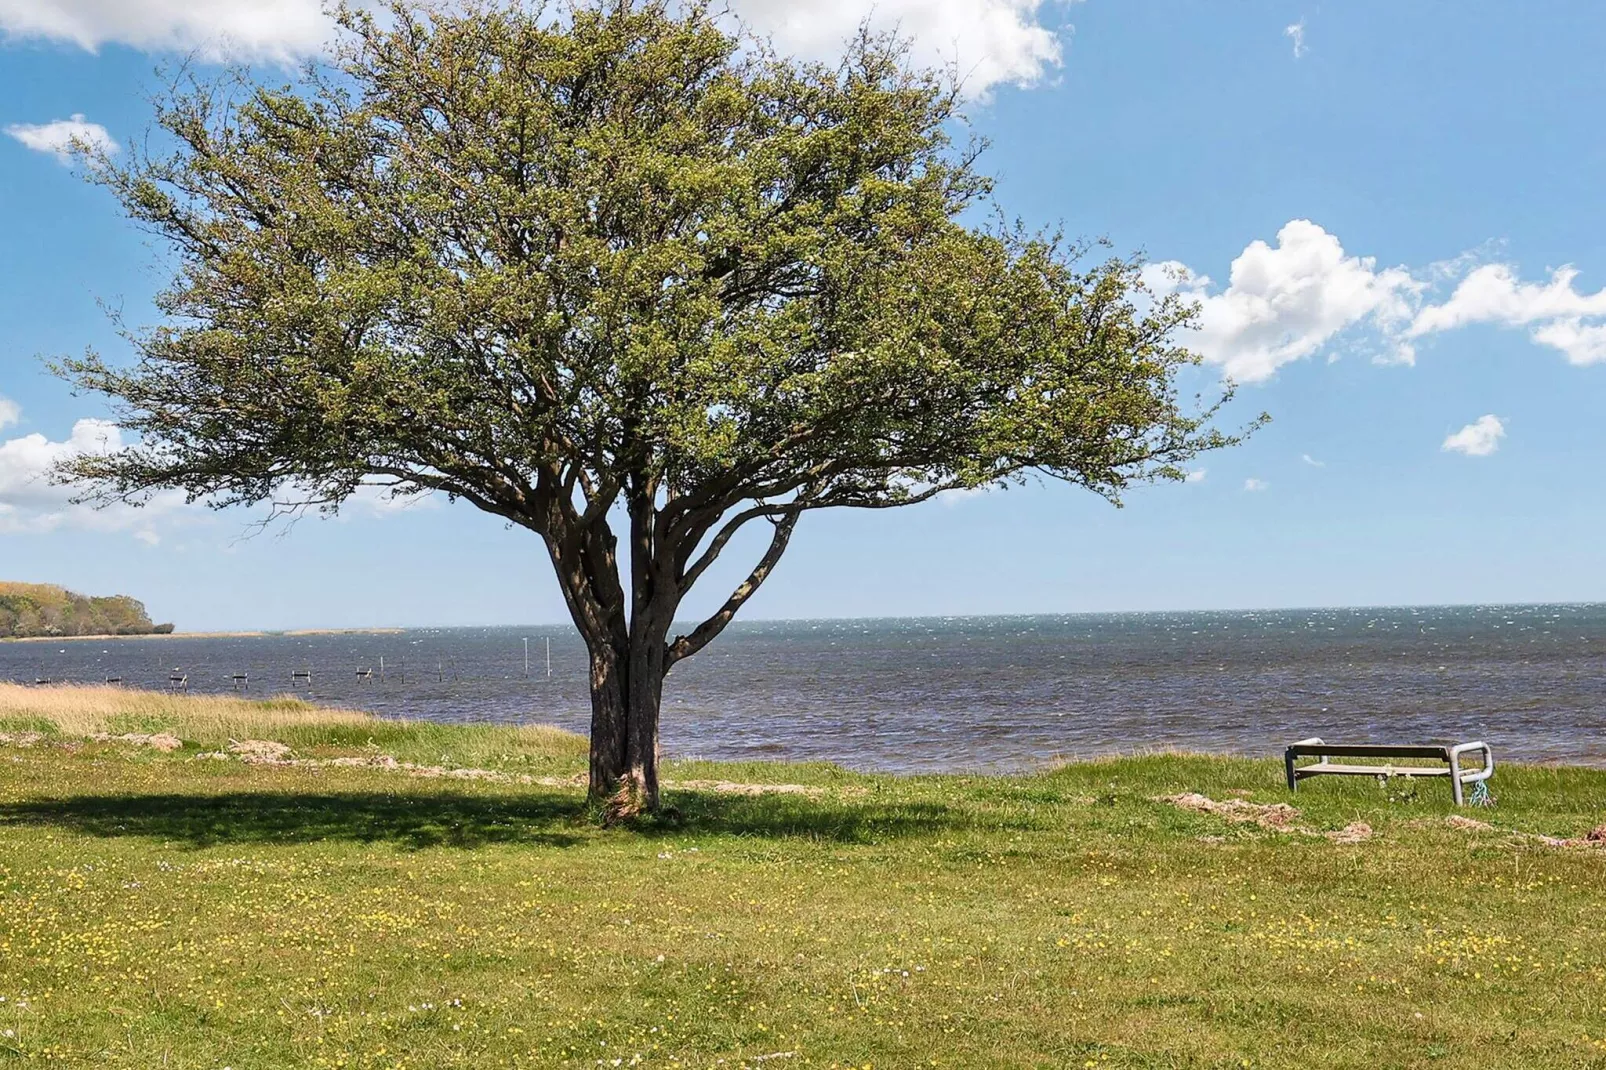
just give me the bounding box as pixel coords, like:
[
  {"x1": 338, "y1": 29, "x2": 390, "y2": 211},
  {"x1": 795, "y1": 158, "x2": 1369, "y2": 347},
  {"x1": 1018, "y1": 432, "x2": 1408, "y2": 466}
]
[{"x1": 0, "y1": 686, "x2": 1603, "y2": 1068}]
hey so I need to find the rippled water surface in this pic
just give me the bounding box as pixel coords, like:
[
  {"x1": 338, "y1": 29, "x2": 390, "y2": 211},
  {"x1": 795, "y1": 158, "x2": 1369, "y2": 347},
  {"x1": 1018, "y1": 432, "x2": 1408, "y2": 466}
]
[{"x1": 4, "y1": 605, "x2": 1605, "y2": 772}]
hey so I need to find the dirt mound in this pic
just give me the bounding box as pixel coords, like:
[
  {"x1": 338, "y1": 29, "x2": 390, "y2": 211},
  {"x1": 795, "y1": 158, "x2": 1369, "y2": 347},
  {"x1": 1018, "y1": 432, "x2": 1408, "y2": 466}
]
[
  {"x1": 228, "y1": 739, "x2": 292, "y2": 761},
  {"x1": 89, "y1": 731, "x2": 183, "y2": 752},
  {"x1": 1445, "y1": 815, "x2": 1495, "y2": 832},
  {"x1": 1163, "y1": 792, "x2": 1302, "y2": 830},
  {"x1": 1326, "y1": 821, "x2": 1373, "y2": 844}
]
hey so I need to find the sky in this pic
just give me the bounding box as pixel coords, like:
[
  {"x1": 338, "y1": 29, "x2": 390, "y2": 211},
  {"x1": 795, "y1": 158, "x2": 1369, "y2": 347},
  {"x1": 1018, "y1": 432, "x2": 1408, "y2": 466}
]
[{"x1": 2, "y1": 0, "x2": 1606, "y2": 630}]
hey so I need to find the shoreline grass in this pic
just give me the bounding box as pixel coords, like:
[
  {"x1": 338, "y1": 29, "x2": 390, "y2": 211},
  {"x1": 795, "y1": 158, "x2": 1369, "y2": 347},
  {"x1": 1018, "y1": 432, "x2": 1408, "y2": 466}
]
[{"x1": 1, "y1": 686, "x2": 1604, "y2": 1067}]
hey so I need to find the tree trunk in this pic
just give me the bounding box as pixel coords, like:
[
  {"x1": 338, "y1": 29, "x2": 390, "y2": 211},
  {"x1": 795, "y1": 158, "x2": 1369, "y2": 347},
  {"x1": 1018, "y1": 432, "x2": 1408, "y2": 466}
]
[{"x1": 587, "y1": 634, "x2": 666, "y2": 819}]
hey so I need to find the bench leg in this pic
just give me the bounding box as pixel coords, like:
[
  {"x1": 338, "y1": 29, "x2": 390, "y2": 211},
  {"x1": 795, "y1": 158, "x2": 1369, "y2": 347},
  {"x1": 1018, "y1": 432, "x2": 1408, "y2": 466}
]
[
  {"x1": 1285, "y1": 751, "x2": 1297, "y2": 792},
  {"x1": 1449, "y1": 750, "x2": 1465, "y2": 807}
]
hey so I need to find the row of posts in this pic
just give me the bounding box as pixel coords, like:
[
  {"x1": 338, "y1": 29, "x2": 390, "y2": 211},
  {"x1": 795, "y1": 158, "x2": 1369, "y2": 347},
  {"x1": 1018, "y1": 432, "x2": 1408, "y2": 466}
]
[{"x1": 33, "y1": 637, "x2": 556, "y2": 690}]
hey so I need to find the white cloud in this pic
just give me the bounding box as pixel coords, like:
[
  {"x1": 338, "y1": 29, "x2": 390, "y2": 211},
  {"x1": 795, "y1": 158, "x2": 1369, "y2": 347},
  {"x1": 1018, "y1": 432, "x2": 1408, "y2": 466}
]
[
  {"x1": 4, "y1": 114, "x2": 118, "y2": 163},
  {"x1": 1184, "y1": 468, "x2": 1207, "y2": 483},
  {"x1": 1300, "y1": 453, "x2": 1324, "y2": 467},
  {"x1": 735, "y1": 0, "x2": 1065, "y2": 95},
  {"x1": 1410, "y1": 264, "x2": 1606, "y2": 366},
  {"x1": 1285, "y1": 20, "x2": 1306, "y2": 58},
  {"x1": 1153, "y1": 220, "x2": 1423, "y2": 384},
  {"x1": 0, "y1": 0, "x2": 1066, "y2": 95},
  {"x1": 0, "y1": 0, "x2": 331, "y2": 60},
  {"x1": 1441, "y1": 415, "x2": 1505, "y2": 457},
  {"x1": 1531, "y1": 319, "x2": 1606, "y2": 366},
  {"x1": 1243, "y1": 477, "x2": 1269, "y2": 492},
  {"x1": 0, "y1": 397, "x2": 18, "y2": 430},
  {"x1": 0, "y1": 419, "x2": 186, "y2": 539},
  {"x1": 1155, "y1": 222, "x2": 1606, "y2": 381}
]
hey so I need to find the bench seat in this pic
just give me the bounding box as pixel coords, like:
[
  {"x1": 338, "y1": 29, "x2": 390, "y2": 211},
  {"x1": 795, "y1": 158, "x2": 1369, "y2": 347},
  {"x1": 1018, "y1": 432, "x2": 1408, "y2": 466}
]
[
  {"x1": 1284, "y1": 737, "x2": 1493, "y2": 806},
  {"x1": 1292, "y1": 763, "x2": 1454, "y2": 778}
]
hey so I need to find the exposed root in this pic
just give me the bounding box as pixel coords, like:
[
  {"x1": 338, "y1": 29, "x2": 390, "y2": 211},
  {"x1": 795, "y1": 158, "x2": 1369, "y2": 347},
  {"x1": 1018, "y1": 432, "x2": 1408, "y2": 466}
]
[{"x1": 600, "y1": 780, "x2": 652, "y2": 826}]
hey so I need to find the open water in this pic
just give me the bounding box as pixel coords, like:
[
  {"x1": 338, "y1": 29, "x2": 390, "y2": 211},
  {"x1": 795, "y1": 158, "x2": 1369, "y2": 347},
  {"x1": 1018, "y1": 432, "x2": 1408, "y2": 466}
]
[{"x1": 3, "y1": 604, "x2": 1604, "y2": 772}]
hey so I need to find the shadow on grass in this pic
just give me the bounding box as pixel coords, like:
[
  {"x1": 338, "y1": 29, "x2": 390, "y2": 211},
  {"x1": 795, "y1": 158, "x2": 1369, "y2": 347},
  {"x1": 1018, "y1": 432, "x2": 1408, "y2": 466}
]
[{"x1": 0, "y1": 788, "x2": 970, "y2": 850}]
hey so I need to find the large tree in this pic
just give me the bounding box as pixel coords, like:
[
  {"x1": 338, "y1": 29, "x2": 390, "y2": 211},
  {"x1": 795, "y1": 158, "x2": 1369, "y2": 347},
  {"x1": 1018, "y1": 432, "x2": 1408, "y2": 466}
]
[{"x1": 59, "y1": 0, "x2": 1249, "y2": 815}]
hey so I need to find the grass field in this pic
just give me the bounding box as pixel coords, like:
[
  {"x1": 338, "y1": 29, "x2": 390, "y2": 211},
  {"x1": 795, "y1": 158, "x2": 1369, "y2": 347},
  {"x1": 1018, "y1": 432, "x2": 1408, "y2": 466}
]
[{"x1": 0, "y1": 685, "x2": 1603, "y2": 1068}]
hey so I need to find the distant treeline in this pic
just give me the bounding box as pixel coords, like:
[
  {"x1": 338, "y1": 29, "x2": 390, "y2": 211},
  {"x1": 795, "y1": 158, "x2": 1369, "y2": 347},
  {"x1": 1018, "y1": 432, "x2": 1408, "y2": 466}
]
[{"x1": 0, "y1": 583, "x2": 173, "y2": 639}]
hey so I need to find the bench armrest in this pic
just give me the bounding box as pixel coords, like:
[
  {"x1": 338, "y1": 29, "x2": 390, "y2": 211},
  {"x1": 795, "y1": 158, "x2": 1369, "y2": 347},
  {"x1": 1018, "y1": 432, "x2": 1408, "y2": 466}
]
[
  {"x1": 1447, "y1": 741, "x2": 1493, "y2": 806},
  {"x1": 1284, "y1": 738, "x2": 1326, "y2": 792}
]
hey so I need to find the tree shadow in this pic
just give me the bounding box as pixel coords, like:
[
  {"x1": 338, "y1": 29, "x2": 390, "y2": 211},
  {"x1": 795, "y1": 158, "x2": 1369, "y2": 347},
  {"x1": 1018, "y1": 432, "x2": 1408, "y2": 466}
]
[
  {"x1": 0, "y1": 788, "x2": 975, "y2": 850},
  {"x1": 0, "y1": 791, "x2": 590, "y2": 850}
]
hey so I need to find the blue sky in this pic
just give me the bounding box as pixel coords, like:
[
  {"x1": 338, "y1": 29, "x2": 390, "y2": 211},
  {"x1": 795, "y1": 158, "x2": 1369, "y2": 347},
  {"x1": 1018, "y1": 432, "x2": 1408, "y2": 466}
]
[{"x1": 3, "y1": 0, "x2": 1605, "y2": 630}]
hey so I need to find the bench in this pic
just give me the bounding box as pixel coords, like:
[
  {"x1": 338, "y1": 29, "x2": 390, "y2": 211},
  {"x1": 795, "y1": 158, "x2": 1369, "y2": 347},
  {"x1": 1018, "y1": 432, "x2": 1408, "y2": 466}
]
[{"x1": 1284, "y1": 737, "x2": 1494, "y2": 806}]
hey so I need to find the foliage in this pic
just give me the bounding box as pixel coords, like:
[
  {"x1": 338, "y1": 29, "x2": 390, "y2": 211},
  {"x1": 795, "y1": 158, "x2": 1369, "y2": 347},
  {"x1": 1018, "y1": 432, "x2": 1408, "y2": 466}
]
[{"x1": 0, "y1": 582, "x2": 172, "y2": 639}]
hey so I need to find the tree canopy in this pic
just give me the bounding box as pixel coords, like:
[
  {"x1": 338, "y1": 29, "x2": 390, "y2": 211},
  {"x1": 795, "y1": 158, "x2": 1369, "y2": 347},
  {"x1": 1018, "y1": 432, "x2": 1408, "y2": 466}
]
[{"x1": 58, "y1": 0, "x2": 1251, "y2": 813}]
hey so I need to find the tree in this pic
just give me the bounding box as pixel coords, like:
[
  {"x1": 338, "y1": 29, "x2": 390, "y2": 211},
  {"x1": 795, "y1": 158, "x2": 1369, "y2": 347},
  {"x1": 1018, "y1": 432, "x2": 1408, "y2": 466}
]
[{"x1": 58, "y1": 0, "x2": 1251, "y2": 816}]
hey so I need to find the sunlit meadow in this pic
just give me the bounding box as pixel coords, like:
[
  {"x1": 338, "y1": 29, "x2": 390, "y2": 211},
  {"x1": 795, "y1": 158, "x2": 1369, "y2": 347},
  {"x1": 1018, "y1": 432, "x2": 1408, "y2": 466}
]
[{"x1": 0, "y1": 685, "x2": 1602, "y2": 1067}]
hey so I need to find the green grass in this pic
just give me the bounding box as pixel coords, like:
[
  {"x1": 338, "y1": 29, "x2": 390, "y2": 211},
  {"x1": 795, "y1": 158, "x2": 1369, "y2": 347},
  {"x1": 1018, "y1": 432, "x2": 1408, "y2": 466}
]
[{"x1": 0, "y1": 689, "x2": 1604, "y2": 1068}]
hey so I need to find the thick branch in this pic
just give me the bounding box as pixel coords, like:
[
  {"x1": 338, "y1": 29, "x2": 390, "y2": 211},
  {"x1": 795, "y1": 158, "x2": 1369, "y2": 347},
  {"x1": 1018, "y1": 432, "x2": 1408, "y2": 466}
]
[{"x1": 666, "y1": 509, "x2": 802, "y2": 665}]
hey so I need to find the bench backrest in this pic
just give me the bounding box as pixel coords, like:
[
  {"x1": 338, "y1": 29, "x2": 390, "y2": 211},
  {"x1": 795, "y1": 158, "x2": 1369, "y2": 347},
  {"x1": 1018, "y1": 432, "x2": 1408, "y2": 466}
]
[{"x1": 1286, "y1": 743, "x2": 1450, "y2": 761}]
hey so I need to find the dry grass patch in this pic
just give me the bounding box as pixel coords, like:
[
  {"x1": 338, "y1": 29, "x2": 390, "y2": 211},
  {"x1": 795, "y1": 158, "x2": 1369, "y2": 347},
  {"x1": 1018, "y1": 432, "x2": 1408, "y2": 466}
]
[{"x1": 0, "y1": 682, "x2": 373, "y2": 739}]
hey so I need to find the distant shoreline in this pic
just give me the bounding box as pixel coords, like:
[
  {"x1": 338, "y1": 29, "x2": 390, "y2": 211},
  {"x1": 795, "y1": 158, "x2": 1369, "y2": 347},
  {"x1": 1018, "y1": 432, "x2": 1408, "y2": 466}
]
[{"x1": 1, "y1": 628, "x2": 408, "y2": 643}]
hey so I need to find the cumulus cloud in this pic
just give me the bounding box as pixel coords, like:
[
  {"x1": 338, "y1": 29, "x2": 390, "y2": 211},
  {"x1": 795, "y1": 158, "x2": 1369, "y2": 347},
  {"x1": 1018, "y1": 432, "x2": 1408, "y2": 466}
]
[
  {"x1": 1441, "y1": 415, "x2": 1505, "y2": 457},
  {"x1": 1243, "y1": 477, "x2": 1268, "y2": 492},
  {"x1": 0, "y1": 0, "x2": 1065, "y2": 94},
  {"x1": 4, "y1": 114, "x2": 118, "y2": 163},
  {"x1": 1184, "y1": 468, "x2": 1207, "y2": 483},
  {"x1": 1154, "y1": 222, "x2": 1606, "y2": 382},
  {"x1": 0, "y1": 0, "x2": 332, "y2": 60},
  {"x1": 1285, "y1": 20, "x2": 1306, "y2": 58},
  {"x1": 736, "y1": 0, "x2": 1064, "y2": 95},
  {"x1": 0, "y1": 419, "x2": 185, "y2": 539},
  {"x1": 1409, "y1": 265, "x2": 1606, "y2": 365},
  {"x1": 1149, "y1": 220, "x2": 1422, "y2": 384},
  {"x1": 0, "y1": 397, "x2": 18, "y2": 430}
]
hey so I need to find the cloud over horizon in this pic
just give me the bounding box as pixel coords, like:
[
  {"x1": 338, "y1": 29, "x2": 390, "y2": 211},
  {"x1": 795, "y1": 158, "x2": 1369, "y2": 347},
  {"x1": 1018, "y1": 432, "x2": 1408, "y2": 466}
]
[{"x1": 0, "y1": 419, "x2": 185, "y2": 540}]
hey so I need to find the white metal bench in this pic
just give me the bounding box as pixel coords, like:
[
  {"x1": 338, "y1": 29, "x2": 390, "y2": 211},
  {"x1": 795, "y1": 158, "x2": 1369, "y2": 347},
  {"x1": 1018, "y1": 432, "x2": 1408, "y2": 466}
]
[{"x1": 1284, "y1": 737, "x2": 1494, "y2": 806}]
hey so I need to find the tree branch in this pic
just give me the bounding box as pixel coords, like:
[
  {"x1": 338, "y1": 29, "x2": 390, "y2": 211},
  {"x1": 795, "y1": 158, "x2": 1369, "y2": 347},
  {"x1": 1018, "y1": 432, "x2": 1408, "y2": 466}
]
[{"x1": 666, "y1": 509, "x2": 802, "y2": 665}]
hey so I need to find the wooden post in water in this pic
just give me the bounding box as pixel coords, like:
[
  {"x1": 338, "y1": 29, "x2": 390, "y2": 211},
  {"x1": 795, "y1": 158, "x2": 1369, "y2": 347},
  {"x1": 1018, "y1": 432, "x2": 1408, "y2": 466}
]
[
  {"x1": 546, "y1": 637, "x2": 552, "y2": 678},
  {"x1": 524, "y1": 638, "x2": 530, "y2": 679}
]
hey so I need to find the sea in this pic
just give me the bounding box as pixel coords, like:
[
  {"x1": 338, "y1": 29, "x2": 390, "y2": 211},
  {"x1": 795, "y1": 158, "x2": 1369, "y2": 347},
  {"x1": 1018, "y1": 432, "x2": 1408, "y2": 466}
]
[{"x1": 3, "y1": 604, "x2": 1605, "y2": 772}]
